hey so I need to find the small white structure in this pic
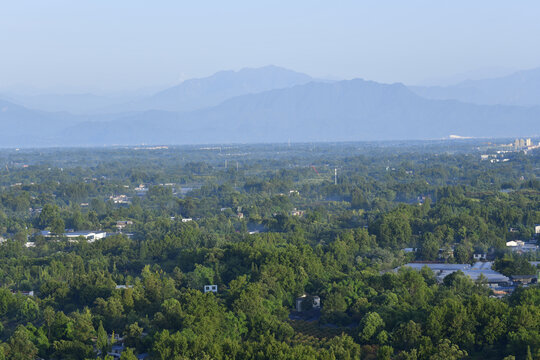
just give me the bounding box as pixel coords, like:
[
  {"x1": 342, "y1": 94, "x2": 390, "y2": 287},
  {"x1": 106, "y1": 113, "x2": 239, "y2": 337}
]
[
  {"x1": 25, "y1": 242, "x2": 36, "y2": 248},
  {"x1": 115, "y1": 285, "x2": 134, "y2": 290},
  {"x1": 11, "y1": 290, "x2": 34, "y2": 296},
  {"x1": 204, "y1": 285, "x2": 218, "y2": 293},
  {"x1": 181, "y1": 218, "x2": 193, "y2": 223},
  {"x1": 535, "y1": 225, "x2": 540, "y2": 235},
  {"x1": 506, "y1": 240, "x2": 525, "y2": 247}
]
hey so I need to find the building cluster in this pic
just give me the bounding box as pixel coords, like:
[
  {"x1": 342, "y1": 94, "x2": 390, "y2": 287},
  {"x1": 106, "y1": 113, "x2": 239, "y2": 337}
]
[
  {"x1": 506, "y1": 240, "x2": 539, "y2": 253},
  {"x1": 480, "y1": 154, "x2": 510, "y2": 163},
  {"x1": 110, "y1": 194, "x2": 130, "y2": 204},
  {"x1": 511, "y1": 138, "x2": 539, "y2": 153},
  {"x1": 399, "y1": 261, "x2": 537, "y2": 297},
  {"x1": 480, "y1": 138, "x2": 539, "y2": 161},
  {"x1": 514, "y1": 138, "x2": 533, "y2": 149}
]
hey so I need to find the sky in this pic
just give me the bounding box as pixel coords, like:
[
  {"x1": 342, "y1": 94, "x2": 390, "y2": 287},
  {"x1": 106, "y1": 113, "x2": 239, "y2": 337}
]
[{"x1": 1, "y1": 1, "x2": 540, "y2": 94}]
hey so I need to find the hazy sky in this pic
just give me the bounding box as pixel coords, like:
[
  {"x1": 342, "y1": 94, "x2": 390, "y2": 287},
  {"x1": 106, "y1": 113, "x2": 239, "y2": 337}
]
[{"x1": 2, "y1": 1, "x2": 540, "y2": 94}]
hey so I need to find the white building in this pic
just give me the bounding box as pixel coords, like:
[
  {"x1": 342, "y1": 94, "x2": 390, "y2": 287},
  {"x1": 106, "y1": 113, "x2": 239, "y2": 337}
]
[
  {"x1": 204, "y1": 285, "x2": 218, "y2": 293},
  {"x1": 506, "y1": 240, "x2": 525, "y2": 247},
  {"x1": 110, "y1": 195, "x2": 130, "y2": 204},
  {"x1": 40, "y1": 230, "x2": 107, "y2": 242}
]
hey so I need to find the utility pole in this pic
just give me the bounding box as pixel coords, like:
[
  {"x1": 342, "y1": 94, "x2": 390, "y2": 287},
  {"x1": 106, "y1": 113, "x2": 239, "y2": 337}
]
[
  {"x1": 334, "y1": 168, "x2": 337, "y2": 185},
  {"x1": 225, "y1": 160, "x2": 228, "y2": 169}
]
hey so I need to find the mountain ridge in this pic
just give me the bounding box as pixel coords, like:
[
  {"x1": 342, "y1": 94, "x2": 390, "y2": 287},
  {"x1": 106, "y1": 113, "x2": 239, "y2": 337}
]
[
  {"x1": 410, "y1": 66, "x2": 540, "y2": 106},
  {"x1": 100, "y1": 65, "x2": 315, "y2": 113},
  {"x1": 57, "y1": 79, "x2": 540, "y2": 146}
]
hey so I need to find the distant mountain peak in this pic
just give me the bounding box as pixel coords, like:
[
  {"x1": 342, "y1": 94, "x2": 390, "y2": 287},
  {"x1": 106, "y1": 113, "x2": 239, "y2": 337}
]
[{"x1": 112, "y1": 65, "x2": 314, "y2": 113}]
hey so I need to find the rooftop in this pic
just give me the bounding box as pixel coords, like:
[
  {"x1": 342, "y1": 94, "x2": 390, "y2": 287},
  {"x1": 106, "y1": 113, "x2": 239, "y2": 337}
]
[{"x1": 400, "y1": 262, "x2": 509, "y2": 283}]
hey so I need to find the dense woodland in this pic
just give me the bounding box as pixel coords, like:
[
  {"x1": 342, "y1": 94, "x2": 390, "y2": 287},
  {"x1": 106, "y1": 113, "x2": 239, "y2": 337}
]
[{"x1": 0, "y1": 140, "x2": 538, "y2": 360}]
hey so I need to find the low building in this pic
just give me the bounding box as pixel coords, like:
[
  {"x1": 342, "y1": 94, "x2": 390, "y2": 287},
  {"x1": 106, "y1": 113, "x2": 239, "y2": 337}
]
[
  {"x1": 11, "y1": 290, "x2": 34, "y2": 296},
  {"x1": 40, "y1": 230, "x2": 107, "y2": 242},
  {"x1": 511, "y1": 275, "x2": 537, "y2": 286},
  {"x1": 204, "y1": 285, "x2": 218, "y2": 293},
  {"x1": 110, "y1": 194, "x2": 130, "y2": 204},
  {"x1": 115, "y1": 220, "x2": 133, "y2": 230},
  {"x1": 399, "y1": 262, "x2": 510, "y2": 285},
  {"x1": 507, "y1": 240, "x2": 538, "y2": 253}
]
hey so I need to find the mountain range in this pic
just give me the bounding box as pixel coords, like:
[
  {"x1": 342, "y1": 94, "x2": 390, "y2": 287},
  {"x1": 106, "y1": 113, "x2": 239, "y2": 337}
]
[
  {"x1": 0, "y1": 66, "x2": 539, "y2": 147},
  {"x1": 410, "y1": 67, "x2": 540, "y2": 106}
]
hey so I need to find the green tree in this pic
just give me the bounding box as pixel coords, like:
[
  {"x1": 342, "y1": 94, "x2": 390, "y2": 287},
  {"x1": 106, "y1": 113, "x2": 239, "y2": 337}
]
[
  {"x1": 50, "y1": 217, "x2": 65, "y2": 236},
  {"x1": 120, "y1": 348, "x2": 137, "y2": 360},
  {"x1": 43, "y1": 306, "x2": 55, "y2": 339},
  {"x1": 97, "y1": 321, "x2": 108, "y2": 356},
  {"x1": 377, "y1": 345, "x2": 394, "y2": 360},
  {"x1": 6, "y1": 325, "x2": 38, "y2": 360},
  {"x1": 526, "y1": 345, "x2": 533, "y2": 360},
  {"x1": 359, "y1": 312, "x2": 385, "y2": 343},
  {"x1": 429, "y1": 339, "x2": 467, "y2": 360}
]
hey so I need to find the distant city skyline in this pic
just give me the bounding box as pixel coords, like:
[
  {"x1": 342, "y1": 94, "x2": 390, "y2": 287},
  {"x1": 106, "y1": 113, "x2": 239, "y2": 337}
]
[{"x1": 2, "y1": 1, "x2": 540, "y2": 94}]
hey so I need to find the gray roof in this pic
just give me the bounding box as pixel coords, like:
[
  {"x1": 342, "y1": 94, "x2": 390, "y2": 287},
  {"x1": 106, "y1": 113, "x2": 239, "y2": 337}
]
[{"x1": 400, "y1": 262, "x2": 509, "y2": 283}]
